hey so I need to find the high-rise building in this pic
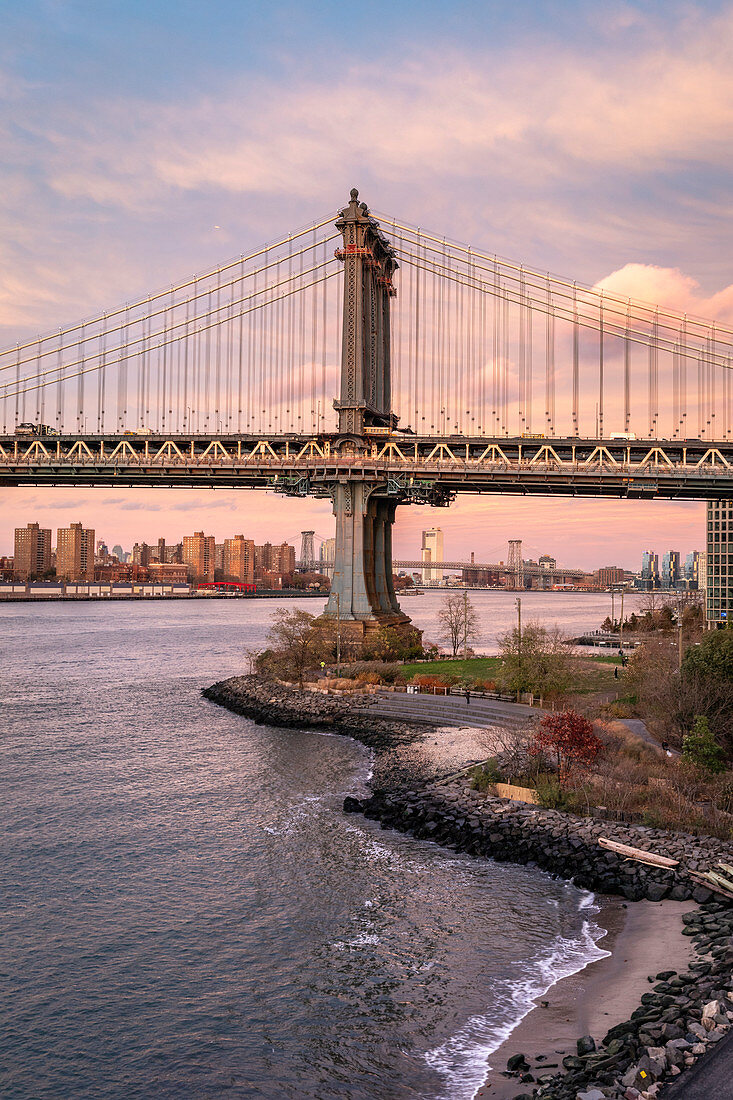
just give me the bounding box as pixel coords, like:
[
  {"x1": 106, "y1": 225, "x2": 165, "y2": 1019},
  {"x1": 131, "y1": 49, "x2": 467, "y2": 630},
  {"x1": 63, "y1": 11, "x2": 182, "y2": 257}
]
[
  {"x1": 254, "y1": 541, "x2": 296, "y2": 580},
  {"x1": 132, "y1": 542, "x2": 152, "y2": 566},
  {"x1": 640, "y1": 550, "x2": 660, "y2": 590},
  {"x1": 112, "y1": 544, "x2": 125, "y2": 562},
  {"x1": 14, "y1": 522, "x2": 52, "y2": 580},
  {"x1": 274, "y1": 542, "x2": 296, "y2": 575},
  {"x1": 56, "y1": 522, "x2": 95, "y2": 581},
  {"x1": 706, "y1": 502, "x2": 733, "y2": 626},
  {"x1": 182, "y1": 531, "x2": 216, "y2": 583},
  {"x1": 538, "y1": 554, "x2": 557, "y2": 572},
  {"x1": 223, "y1": 535, "x2": 255, "y2": 583},
  {"x1": 684, "y1": 551, "x2": 701, "y2": 589},
  {"x1": 155, "y1": 537, "x2": 166, "y2": 564},
  {"x1": 421, "y1": 527, "x2": 444, "y2": 584},
  {"x1": 661, "y1": 550, "x2": 681, "y2": 589},
  {"x1": 255, "y1": 542, "x2": 273, "y2": 576},
  {"x1": 319, "y1": 537, "x2": 336, "y2": 574}
]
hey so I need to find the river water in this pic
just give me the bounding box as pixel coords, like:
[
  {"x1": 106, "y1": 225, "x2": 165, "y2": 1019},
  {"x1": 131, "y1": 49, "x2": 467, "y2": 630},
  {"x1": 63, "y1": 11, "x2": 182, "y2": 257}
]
[{"x1": 1, "y1": 592, "x2": 628, "y2": 1099}]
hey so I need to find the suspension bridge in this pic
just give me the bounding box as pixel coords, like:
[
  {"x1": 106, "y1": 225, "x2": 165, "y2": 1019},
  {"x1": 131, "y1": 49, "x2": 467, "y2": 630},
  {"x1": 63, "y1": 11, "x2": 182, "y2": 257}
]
[{"x1": 3, "y1": 189, "x2": 733, "y2": 642}]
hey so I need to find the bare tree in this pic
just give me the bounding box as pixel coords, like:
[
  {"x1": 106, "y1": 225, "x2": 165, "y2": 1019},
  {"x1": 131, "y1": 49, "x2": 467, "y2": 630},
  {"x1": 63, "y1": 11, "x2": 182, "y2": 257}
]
[
  {"x1": 438, "y1": 591, "x2": 480, "y2": 657},
  {"x1": 259, "y1": 608, "x2": 329, "y2": 688}
]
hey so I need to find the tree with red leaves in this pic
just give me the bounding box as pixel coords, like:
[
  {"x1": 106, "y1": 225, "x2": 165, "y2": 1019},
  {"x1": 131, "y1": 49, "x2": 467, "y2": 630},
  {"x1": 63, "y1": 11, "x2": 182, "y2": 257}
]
[{"x1": 531, "y1": 708, "x2": 602, "y2": 786}]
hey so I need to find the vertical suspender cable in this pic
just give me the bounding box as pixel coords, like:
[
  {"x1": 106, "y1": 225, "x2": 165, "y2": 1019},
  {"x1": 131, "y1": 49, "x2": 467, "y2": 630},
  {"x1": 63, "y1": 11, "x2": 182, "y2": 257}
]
[
  {"x1": 161, "y1": 304, "x2": 168, "y2": 435},
  {"x1": 182, "y1": 297, "x2": 190, "y2": 434},
  {"x1": 681, "y1": 315, "x2": 687, "y2": 439},
  {"x1": 673, "y1": 344, "x2": 679, "y2": 437},
  {"x1": 492, "y1": 261, "x2": 498, "y2": 434},
  {"x1": 321, "y1": 240, "x2": 327, "y2": 432},
  {"x1": 517, "y1": 266, "x2": 521, "y2": 433},
  {"x1": 624, "y1": 302, "x2": 631, "y2": 434},
  {"x1": 237, "y1": 262, "x2": 244, "y2": 434},
  {"x1": 545, "y1": 276, "x2": 551, "y2": 435},
  {"x1": 311, "y1": 230, "x2": 317, "y2": 432},
  {"x1": 14, "y1": 345, "x2": 20, "y2": 427},
  {"x1": 572, "y1": 283, "x2": 579, "y2": 436},
  {"x1": 214, "y1": 271, "x2": 221, "y2": 432},
  {"x1": 708, "y1": 321, "x2": 713, "y2": 437},
  {"x1": 598, "y1": 292, "x2": 604, "y2": 439},
  {"x1": 36, "y1": 341, "x2": 43, "y2": 426},
  {"x1": 56, "y1": 331, "x2": 63, "y2": 431},
  {"x1": 526, "y1": 300, "x2": 533, "y2": 435},
  {"x1": 414, "y1": 231, "x2": 421, "y2": 433},
  {"x1": 99, "y1": 314, "x2": 107, "y2": 433},
  {"x1": 78, "y1": 324, "x2": 85, "y2": 433}
]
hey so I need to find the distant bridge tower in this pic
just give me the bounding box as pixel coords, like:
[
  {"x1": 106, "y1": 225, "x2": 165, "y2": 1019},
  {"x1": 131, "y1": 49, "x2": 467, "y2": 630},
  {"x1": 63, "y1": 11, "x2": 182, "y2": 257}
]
[
  {"x1": 507, "y1": 539, "x2": 524, "y2": 590},
  {"x1": 300, "y1": 530, "x2": 316, "y2": 572},
  {"x1": 320, "y1": 191, "x2": 414, "y2": 647}
]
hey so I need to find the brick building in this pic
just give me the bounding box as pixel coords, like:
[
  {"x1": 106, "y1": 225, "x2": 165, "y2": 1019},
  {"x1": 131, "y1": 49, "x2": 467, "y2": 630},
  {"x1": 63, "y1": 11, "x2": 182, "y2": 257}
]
[
  {"x1": 182, "y1": 531, "x2": 216, "y2": 583},
  {"x1": 14, "y1": 522, "x2": 53, "y2": 580},
  {"x1": 223, "y1": 535, "x2": 255, "y2": 583},
  {"x1": 56, "y1": 523, "x2": 95, "y2": 581},
  {"x1": 594, "y1": 565, "x2": 626, "y2": 588}
]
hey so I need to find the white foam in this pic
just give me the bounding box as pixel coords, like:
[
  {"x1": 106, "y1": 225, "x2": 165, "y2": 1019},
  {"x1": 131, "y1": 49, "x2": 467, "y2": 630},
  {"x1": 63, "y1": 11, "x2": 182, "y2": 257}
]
[
  {"x1": 330, "y1": 933, "x2": 381, "y2": 949},
  {"x1": 424, "y1": 902, "x2": 610, "y2": 1100}
]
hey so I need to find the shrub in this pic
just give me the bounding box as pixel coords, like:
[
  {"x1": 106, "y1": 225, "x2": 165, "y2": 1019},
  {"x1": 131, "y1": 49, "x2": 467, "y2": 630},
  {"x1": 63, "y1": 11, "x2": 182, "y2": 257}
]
[
  {"x1": 474, "y1": 678, "x2": 497, "y2": 692},
  {"x1": 471, "y1": 757, "x2": 505, "y2": 791},
  {"x1": 356, "y1": 670, "x2": 382, "y2": 685},
  {"x1": 682, "y1": 715, "x2": 726, "y2": 774},
  {"x1": 411, "y1": 673, "x2": 455, "y2": 691},
  {"x1": 534, "y1": 776, "x2": 581, "y2": 812}
]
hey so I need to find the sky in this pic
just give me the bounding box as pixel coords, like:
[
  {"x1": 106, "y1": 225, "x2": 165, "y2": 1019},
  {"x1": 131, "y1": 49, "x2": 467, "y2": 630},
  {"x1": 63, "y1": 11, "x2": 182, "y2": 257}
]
[{"x1": 2, "y1": 0, "x2": 733, "y2": 568}]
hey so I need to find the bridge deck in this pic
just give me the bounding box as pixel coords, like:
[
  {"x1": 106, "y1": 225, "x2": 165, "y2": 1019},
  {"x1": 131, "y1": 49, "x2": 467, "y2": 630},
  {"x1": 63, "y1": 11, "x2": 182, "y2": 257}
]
[{"x1": 3, "y1": 433, "x2": 733, "y2": 499}]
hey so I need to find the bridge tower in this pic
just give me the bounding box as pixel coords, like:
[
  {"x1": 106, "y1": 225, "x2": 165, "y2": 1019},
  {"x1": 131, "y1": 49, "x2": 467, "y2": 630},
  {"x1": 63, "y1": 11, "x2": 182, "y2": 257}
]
[
  {"x1": 319, "y1": 191, "x2": 415, "y2": 650},
  {"x1": 300, "y1": 530, "x2": 316, "y2": 572},
  {"x1": 333, "y1": 188, "x2": 398, "y2": 435},
  {"x1": 507, "y1": 539, "x2": 524, "y2": 590}
]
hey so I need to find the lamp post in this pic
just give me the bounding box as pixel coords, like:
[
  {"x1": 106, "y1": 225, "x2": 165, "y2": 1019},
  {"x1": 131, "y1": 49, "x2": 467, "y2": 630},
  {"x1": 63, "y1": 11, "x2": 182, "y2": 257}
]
[
  {"x1": 516, "y1": 596, "x2": 522, "y2": 703},
  {"x1": 336, "y1": 591, "x2": 341, "y2": 677},
  {"x1": 463, "y1": 588, "x2": 469, "y2": 660}
]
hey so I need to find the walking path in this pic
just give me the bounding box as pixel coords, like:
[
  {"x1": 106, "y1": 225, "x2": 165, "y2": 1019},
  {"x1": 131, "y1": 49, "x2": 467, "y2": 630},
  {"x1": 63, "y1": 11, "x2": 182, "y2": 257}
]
[{"x1": 363, "y1": 690, "x2": 540, "y2": 729}]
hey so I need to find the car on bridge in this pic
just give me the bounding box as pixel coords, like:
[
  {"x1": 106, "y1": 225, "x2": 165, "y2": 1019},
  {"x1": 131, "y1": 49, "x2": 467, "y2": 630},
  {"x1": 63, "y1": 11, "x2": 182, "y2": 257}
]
[{"x1": 14, "y1": 422, "x2": 59, "y2": 437}]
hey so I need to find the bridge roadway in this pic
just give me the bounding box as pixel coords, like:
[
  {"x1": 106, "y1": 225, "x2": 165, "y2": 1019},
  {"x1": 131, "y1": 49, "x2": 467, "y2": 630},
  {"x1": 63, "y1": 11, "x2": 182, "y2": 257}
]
[{"x1": 3, "y1": 432, "x2": 733, "y2": 500}]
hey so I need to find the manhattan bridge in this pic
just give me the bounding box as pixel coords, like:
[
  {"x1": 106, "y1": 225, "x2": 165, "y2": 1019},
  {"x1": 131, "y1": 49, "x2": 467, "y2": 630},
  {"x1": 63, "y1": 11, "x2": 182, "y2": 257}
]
[{"x1": 3, "y1": 189, "x2": 733, "y2": 640}]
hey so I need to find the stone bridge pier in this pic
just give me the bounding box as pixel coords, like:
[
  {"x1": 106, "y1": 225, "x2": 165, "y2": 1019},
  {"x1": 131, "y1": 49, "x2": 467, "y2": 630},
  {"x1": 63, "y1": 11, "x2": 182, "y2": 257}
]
[{"x1": 320, "y1": 482, "x2": 416, "y2": 648}]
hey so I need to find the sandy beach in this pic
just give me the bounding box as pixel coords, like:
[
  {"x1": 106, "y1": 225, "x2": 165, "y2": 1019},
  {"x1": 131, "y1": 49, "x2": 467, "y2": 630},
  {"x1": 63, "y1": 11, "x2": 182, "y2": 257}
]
[{"x1": 475, "y1": 897, "x2": 697, "y2": 1099}]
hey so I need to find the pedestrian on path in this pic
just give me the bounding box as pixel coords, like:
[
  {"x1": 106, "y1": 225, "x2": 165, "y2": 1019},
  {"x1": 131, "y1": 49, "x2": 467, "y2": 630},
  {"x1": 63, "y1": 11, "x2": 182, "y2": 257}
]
[{"x1": 464, "y1": 688, "x2": 471, "y2": 705}]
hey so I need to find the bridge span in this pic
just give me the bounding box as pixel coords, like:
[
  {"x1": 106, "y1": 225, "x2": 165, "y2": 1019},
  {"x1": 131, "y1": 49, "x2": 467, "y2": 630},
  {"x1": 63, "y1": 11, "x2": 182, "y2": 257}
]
[
  {"x1": 3, "y1": 189, "x2": 733, "y2": 644},
  {"x1": 3, "y1": 433, "x2": 733, "y2": 500}
]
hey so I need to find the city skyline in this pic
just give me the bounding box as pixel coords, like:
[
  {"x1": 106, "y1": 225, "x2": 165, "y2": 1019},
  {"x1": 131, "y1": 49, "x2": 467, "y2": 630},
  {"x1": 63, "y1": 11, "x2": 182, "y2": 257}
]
[
  {"x1": 4, "y1": 511, "x2": 705, "y2": 575},
  {"x1": 1, "y1": 3, "x2": 731, "y2": 565}
]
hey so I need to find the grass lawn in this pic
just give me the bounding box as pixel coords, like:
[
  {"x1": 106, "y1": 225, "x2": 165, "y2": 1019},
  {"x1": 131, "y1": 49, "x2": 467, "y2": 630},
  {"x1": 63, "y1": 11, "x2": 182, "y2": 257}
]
[{"x1": 400, "y1": 656, "x2": 502, "y2": 681}]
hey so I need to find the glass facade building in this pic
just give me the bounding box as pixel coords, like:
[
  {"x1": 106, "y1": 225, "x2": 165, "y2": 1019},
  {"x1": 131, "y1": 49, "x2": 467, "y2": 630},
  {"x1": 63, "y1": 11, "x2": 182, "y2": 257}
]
[{"x1": 706, "y1": 501, "x2": 733, "y2": 626}]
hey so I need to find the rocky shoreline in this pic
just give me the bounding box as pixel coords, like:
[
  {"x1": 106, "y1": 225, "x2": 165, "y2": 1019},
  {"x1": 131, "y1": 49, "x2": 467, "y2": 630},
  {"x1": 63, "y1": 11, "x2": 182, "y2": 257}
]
[
  {"x1": 203, "y1": 674, "x2": 733, "y2": 1100},
  {"x1": 202, "y1": 674, "x2": 435, "y2": 786}
]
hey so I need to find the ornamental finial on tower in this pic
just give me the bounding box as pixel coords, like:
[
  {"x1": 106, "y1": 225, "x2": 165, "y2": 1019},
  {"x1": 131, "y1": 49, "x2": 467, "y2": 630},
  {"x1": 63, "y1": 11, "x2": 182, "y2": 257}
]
[{"x1": 350, "y1": 187, "x2": 359, "y2": 200}]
